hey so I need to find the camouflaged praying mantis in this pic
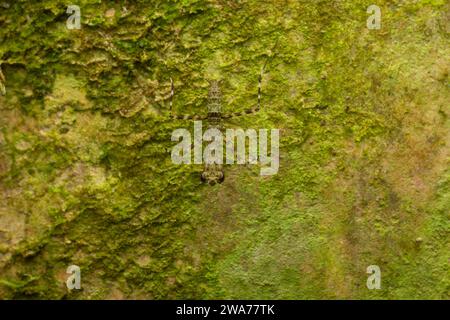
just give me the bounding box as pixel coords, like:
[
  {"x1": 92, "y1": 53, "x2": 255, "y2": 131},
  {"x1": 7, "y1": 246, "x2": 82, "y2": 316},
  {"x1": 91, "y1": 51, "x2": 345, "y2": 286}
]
[{"x1": 168, "y1": 51, "x2": 276, "y2": 185}]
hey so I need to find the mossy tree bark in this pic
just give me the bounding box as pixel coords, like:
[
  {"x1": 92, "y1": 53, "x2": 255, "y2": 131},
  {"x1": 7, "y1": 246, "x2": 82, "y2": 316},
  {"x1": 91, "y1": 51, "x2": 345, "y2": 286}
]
[{"x1": 0, "y1": 0, "x2": 449, "y2": 299}]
